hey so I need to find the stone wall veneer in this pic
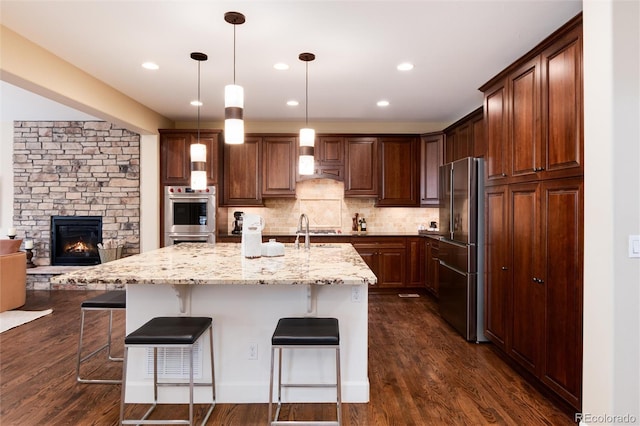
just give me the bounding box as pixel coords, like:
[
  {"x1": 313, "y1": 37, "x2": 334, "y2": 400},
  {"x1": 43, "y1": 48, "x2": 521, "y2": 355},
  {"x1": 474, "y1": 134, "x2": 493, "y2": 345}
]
[{"x1": 12, "y1": 121, "x2": 141, "y2": 275}]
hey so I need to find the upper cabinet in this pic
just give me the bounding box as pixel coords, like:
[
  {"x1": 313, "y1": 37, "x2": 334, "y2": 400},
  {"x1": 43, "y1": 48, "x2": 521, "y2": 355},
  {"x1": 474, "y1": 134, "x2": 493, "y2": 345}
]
[
  {"x1": 262, "y1": 135, "x2": 296, "y2": 197},
  {"x1": 160, "y1": 129, "x2": 220, "y2": 186},
  {"x1": 480, "y1": 18, "x2": 583, "y2": 186},
  {"x1": 298, "y1": 135, "x2": 346, "y2": 181},
  {"x1": 420, "y1": 132, "x2": 443, "y2": 206},
  {"x1": 377, "y1": 136, "x2": 419, "y2": 206},
  {"x1": 344, "y1": 137, "x2": 378, "y2": 197},
  {"x1": 222, "y1": 136, "x2": 263, "y2": 206},
  {"x1": 443, "y1": 107, "x2": 483, "y2": 164}
]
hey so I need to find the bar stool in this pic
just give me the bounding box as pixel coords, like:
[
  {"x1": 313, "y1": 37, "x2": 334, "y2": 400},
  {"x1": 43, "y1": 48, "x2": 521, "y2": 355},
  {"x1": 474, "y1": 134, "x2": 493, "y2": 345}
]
[
  {"x1": 268, "y1": 317, "x2": 341, "y2": 426},
  {"x1": 119, "y1": 316, "x2": 215, "y2": 426},
  {"x1": 76, "y1": 290, "x2": 126, "y2": 384}
]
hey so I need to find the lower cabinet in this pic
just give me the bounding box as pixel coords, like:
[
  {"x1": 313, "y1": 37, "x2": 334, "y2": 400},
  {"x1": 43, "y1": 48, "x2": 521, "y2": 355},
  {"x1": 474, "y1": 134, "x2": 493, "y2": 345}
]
[
  {"x1": 484, "y1": 177, "x2": 583, "y2": 410},
  {"x1": 352, "y1": 238, "x2": 406, "y2": 288}
]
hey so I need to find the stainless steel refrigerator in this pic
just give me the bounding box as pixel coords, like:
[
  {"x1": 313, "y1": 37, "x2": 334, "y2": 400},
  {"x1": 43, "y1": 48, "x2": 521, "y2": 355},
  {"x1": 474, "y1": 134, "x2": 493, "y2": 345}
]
[{"x1": 438, "y1": 157, "x2": 487, "y2": 343}]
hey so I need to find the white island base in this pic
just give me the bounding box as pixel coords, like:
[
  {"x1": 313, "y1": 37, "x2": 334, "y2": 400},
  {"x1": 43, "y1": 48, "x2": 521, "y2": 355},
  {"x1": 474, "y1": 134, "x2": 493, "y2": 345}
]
[{"x1": 125, "y1": 282, "x2": 369, "y2": 404}]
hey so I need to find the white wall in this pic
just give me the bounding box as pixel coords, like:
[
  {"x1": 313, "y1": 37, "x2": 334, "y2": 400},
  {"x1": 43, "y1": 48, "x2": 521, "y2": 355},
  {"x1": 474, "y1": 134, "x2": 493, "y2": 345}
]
[{"x1": 583, "y1": 0, "x2": 640, "y2": 423}]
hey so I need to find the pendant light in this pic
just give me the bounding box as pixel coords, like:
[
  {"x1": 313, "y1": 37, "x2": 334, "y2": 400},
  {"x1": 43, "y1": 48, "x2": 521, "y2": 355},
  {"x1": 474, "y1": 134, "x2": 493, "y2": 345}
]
[
  {"x1": 224, "y1": 11, "x2": 246, "y2": 145},
  {"x1": 190, "y1": 52, "x2": 208, "y2": 190},
  {"x1": 298, "y1": 52, "x2": 316, "y2": 176}
]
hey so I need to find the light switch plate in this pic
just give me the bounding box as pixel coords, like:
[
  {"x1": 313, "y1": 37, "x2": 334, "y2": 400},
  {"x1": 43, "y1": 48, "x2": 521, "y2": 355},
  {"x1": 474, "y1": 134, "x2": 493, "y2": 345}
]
[{"x1": 629, "y1": 235, "x2": 640, "y2": 258}]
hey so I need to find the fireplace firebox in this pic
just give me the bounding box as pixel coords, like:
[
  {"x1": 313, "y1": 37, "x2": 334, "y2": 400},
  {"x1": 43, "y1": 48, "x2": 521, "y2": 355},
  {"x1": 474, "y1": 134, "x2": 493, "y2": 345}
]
[{"x1": 51, "y1": 216, "x2": 102, "y2": 266}]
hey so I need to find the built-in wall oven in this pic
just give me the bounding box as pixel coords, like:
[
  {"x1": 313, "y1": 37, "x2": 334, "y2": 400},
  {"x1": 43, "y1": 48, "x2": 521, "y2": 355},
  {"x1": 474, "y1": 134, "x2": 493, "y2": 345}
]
[{"x1": 164, "y1": 186, "x2": 215, "y2": 246}]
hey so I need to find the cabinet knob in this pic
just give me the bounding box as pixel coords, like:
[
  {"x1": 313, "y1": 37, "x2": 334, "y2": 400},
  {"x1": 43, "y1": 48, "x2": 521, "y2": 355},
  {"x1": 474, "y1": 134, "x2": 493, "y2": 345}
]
[
  {"x1": 532, "y1": 277, "x2": 545, "y2": 284},
  {"x1": 501, "y1": 266, "x2": 508, "y2": 270},
  {"x1": 501, "y1": 173, "x2": 507, "y2": 177}
]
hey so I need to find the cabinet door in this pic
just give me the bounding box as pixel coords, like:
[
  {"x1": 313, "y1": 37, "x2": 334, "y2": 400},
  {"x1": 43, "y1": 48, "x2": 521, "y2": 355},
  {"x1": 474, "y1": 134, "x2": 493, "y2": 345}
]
[
  {"x1": 454, "y1": 123, "x2": 472, "y2": 161},
  {"x1": 420, "y1": 133, "x2": 443, "y2": 206},
  {"x1": 484, "y1": 80, "x2": 509, "y2": 183},
  {"x1": 262, "y1": 136, "x2": 296, "y2": 197},
  {"x1": 160, "y1": 130, "x2": 220, "y2": 186},
  {"x1": 472, "y1": 113, "x2": 486, "y2": 158},
  {"x1": 540, "y1": 178, "x2": 583, "y2": 407},
  {"x1": 444, "y1": 130, "x2": 456, "y2": 164},
  {"x1": 378, "y1": 248, "x2": 406, "y2": 287},
  {"x1": 377, "y1": 136, "x2": 418, "y2": 206},
  {"x1": 317, "y1": 136, "x2": 344, "y2": 179},
  {"x1": 344, "y1": 137, "x2": 378, "y2": 196},
  {"x1": 161, "y1": 133, "x2": 190, "y2": 185},
  {"x1": 541, "y1": 26, "x2": 583, "y2": 177},
  {"x1": 222, "y1": 136, "x2": 262, "y2": 206},
  {"x1": 484, "y1": 185, "x2": 510, "y2": 350},
  {"x1": 509, "y1": 183, "x2": 544, "y2": 374},
  {"x1": 509, "y1": 57, "x2": 542, "y2": 179}
]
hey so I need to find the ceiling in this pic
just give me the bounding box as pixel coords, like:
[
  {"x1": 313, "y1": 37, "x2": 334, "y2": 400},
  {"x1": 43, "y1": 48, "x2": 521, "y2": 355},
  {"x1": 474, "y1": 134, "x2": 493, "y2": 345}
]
[{"x1": 0, "y1": 1, "x2": 582, "y2": 125}]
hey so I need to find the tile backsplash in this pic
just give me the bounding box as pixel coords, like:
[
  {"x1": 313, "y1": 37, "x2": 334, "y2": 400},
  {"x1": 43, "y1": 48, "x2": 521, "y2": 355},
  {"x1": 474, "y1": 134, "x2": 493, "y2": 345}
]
[{"x1": 219, "y1": 179, "x2": 439, "y2": 234}]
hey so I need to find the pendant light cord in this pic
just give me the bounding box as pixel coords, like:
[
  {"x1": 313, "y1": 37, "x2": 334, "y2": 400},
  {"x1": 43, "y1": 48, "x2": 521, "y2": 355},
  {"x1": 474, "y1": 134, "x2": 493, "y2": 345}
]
[
  {"x1": 233, "y1": 25, "x2": 237, "y2": 85},
  {"x1": 197, "y1": 60, "x2": 201, "y2": 141},
  {"x1": 305, "y1": 61, "x2": 309, "y2": 126}
]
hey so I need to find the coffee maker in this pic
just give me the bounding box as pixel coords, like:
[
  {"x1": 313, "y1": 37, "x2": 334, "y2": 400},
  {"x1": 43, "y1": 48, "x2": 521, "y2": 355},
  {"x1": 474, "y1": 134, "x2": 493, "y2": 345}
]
[{"x1": 232, "y1": 211, "x2": 244, "y2": 234}]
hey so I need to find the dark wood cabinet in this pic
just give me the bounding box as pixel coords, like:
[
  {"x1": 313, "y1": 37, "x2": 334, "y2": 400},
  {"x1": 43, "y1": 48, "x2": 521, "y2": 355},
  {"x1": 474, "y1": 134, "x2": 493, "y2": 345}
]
[
  {"x1": 160, "y1": 129, "x2": 220, "y2": 186},
  {"x1": 344, "y1": 137, "x2": 378, "y2": 197},
  {"x1": 443, "y1": 108, "x2": 482, "y2": 164},
  {"x1": 540, "y1": 25, "x2": 583, "y2": 178},
  {"x1": 484, "y1": 81, "x2": 509, "y2": 182},
  {"x1": 353, "y1": 237, "x2": 406, "y2": 287},
  {"x1": 222, "y1": 136, "x2": 262, "y2": 206},
  {"x1": 377, "y1": 136, "x2": 419, "y2": 206},
  {"x1": 484, "y1": 179, "x2": 583, "y2": 408},
  {"x1": 481, "y1": 19, "x2": 582, "y2": 186},
  {"x1": 315, "y1": 136, "x2": 345, "y2": 180},
  {"x1": 538, "y1": 178, "x2": 583, "y2": 408},
  {"x1": 481, "y1": 15, "x2": 583, "y2": 411},
  {"x1": 420, "y1": 133, "x2": 443, "y2": 206},
  {"x1": 262, "y1": 136, "x2": 296, "y2": 197},
  {"x1": 423, "y1": 237, "x2": 439, "y2": 296},
  {"x1": 484, "y1": 185, "x2": 510, "y2": 351}
]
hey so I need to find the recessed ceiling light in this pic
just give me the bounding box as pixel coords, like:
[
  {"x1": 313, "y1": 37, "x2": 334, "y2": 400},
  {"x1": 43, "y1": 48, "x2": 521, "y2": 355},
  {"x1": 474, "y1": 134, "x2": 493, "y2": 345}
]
[
  {"x1": 287, "y1": 100, "x2": 299, "y2": 106},
  {"x1": 190, "y1": 100, "x2": 203, "y2": 107},
  {"x1": 274, "y1": 63, "x2": 290, "y2": 70},
  {"x1": 397, "y1": 62, "x2": 414, "y2": 71},
  {"x1": 377, "y1": 100, "x2": 390, "y2": 107},
  {"x1": 142, "y1": 62, "x2": 159, "y2": 70}
]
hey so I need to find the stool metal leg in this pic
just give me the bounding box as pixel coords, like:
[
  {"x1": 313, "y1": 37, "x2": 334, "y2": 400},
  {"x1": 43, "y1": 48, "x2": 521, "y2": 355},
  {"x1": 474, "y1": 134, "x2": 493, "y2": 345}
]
[
  {"x1": 268, "y1": 345, "x2": 342, "y2": 426},
  {"x1": 77, "y1": 307, "x2": 123, "y2": 384}
]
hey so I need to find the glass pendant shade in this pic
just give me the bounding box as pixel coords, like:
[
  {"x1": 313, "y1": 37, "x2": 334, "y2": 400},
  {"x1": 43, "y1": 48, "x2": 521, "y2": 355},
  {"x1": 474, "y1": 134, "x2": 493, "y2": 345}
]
[
  {"x1": 190, "y1": 142, "x2": 207, "y2": 190},
  {"x1": 299, "y1": 127, "x2": 315, "y2": 175},
  {"x1": 225, "y1": 84, "x2": 244, "y2": 144}
]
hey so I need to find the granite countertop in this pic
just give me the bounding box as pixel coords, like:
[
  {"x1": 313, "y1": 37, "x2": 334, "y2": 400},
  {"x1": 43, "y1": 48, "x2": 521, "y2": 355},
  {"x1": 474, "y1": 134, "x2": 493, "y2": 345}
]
[
  {"x1": 219, "y1": 231, "x2": 443, "y2": 238},
  {"x1": 50, "y1": 243, "x2": 377, "y2": 286}
]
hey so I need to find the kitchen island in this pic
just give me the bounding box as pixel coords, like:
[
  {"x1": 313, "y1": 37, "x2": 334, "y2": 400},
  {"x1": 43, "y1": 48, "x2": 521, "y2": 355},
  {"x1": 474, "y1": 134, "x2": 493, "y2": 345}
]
[{"x1": 51, "y1": 242, "x2": 376, "y2": 404}]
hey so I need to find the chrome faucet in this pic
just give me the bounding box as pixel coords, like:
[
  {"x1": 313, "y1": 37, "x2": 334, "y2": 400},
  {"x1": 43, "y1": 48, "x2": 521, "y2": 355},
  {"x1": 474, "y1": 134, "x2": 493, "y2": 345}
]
[{"x1": 295, "y1": 213, "x2": 310, "y2": 249}]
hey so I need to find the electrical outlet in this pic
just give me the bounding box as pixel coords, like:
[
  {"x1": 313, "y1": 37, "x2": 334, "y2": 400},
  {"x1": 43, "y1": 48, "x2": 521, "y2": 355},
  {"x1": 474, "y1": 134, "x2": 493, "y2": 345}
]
[
  {"x1": 248, "y1": 343, "x2": 258, "y2": 360},
  {"x1": 351, "y1": 286, "x2": 363, "y2": 303}
]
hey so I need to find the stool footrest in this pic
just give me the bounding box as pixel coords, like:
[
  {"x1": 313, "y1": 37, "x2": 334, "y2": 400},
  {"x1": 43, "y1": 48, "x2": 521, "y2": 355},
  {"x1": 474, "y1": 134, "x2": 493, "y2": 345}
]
[{"x1": 280, "y1": 383, "x2": 337, "y2": 388}]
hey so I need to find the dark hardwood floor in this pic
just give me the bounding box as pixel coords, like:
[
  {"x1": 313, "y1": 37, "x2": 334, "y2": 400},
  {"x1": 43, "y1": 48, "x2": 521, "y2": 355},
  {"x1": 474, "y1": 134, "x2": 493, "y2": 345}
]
[{"x1": 0, "y1": 291, "x2": 575, "y2": 425}]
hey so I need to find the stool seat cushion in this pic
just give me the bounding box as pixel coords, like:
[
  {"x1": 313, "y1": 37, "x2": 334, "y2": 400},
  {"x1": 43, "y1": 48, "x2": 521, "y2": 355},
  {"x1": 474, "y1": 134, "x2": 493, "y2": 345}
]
[
  {"x1": 272, "y1": 317, "x2": 339, "y2": 346},
  {"x1": 125, "y1": 317, "x2": 212, "y2": 345},
  {"x1": 81, "y1": 290, "x2": 126, "y2": 309}
]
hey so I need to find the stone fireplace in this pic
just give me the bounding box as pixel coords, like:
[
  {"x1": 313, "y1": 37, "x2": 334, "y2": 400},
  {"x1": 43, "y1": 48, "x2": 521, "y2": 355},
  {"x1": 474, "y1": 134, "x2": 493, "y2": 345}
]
[
  {"x1": 50, "y1": 216, "x2": 102, "y2": 266},
  {"x1": 12, "y1": 121, "x2": 141, "y2": 288}
]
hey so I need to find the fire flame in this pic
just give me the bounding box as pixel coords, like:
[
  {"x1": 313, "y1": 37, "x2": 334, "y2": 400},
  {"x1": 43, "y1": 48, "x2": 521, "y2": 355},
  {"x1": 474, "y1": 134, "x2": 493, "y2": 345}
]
[{"x1": 65, "y1": 241, "x2": 91, "y2": 253}]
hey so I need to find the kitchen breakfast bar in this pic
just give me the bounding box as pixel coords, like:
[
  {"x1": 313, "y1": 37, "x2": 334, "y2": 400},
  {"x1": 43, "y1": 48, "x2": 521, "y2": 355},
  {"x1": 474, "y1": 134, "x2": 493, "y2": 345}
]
[{"x1": 50, "y1": 242, "x2": 376, "y2": 404}]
